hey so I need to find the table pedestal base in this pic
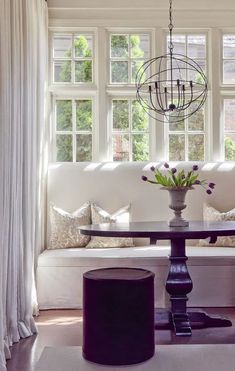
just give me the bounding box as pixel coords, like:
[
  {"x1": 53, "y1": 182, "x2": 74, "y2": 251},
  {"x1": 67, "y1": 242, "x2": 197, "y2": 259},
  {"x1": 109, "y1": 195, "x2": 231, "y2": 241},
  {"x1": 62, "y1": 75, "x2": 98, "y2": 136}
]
[{"x1": 155, "y1": 309, "x2": 232, "y2": 336}]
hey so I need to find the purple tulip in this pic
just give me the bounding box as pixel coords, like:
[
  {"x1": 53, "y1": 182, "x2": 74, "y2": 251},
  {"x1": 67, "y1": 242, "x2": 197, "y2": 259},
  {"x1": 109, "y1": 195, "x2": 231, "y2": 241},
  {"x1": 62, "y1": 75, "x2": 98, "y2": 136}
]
[
  {"x1": 208, "y1": 182, "x2": 215, "y2": 189},
  {"x1": 194, "y1": 180, "x2": 200, "y2": 185},
  {"x1": 150, "y1": 166, "x2": 155, "y2": 172},
  {"x1": 206, "y1": 189, "x2": 212, "y2": 195},
  {"x1": 193, "y1": 165, "x2": 199, "y2": 171},
  {"x1": 171, "y1": 168, "x2": 177, "y2": 174},
  {"x1": 141, "y1": 175, "x2": 148, "y2": 181},
  {"x1": 164, "y1": 162, "x2": 170, "y2": 168}
]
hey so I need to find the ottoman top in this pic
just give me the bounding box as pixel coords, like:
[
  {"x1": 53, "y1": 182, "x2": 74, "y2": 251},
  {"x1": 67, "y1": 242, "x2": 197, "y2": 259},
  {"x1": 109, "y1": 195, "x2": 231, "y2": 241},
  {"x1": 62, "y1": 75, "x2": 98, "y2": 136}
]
[{"x1": 83, "y1": 267, "x2": 154, "y2": 281}]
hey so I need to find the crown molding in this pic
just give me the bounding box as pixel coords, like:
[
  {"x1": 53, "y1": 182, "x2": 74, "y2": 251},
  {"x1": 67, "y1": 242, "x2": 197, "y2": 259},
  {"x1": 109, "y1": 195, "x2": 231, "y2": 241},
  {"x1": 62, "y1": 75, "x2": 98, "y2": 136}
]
[
  {"x1": 47, "y1": 0, "x2": 235, "y2": 11},
  {"x1": 49, "y1": 9, "x2": 235, "y2": 28}
]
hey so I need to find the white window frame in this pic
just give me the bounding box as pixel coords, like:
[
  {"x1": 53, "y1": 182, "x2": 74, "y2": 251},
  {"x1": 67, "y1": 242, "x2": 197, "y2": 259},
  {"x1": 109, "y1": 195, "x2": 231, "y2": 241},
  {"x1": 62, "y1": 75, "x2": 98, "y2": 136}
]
[
  {"x1": 51, "y1": 30, "x2": 96, "y2": 87},
  {"x1": 109, "y1": 96, "x2": 150, "y2": 161},
  {"x1": 52, "y1": 95, "x2": 96, "y2": 162},
  {"x1": 106, "y1": 28, "x2": 153, "y2": 161},
  {"x1": 48, "y1": 25, "x2": 235, "y2": 163},
  {"x1": 219, "y1": 30, "x2": 235, "y2": 161},
  {"x1": 221, "y1": 95, "x2": 235, "y2": 161},
  {"x1": 109, "y1": 32, "x2": 151, "y2": 85},
  {"x1": 49, "y1": 28, "x2": 99, "y2": 162},
  {"x1": 163, "y1": 29, "x2": 209, "y2": 162}
]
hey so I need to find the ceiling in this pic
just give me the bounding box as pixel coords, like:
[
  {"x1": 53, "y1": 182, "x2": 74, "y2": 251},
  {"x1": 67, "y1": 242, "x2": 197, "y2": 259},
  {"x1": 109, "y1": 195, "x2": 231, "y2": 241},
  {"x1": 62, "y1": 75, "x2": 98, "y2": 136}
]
[{"x1": 47, "y1": 0, "x2": 235, "y2": 26}]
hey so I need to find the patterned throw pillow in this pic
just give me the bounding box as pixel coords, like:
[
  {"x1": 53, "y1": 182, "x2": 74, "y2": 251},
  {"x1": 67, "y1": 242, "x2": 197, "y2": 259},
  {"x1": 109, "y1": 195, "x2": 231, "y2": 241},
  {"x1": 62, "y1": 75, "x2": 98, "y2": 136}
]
[
  {"x1": 48, "y1": 202, "x2": 91, "y2": 249},
  {"x1": 86, "y1": 203, "x2": 134, "y2": 248},
  {"x1": 199, "y1": 203, "x2": 235, "y2": 247}
]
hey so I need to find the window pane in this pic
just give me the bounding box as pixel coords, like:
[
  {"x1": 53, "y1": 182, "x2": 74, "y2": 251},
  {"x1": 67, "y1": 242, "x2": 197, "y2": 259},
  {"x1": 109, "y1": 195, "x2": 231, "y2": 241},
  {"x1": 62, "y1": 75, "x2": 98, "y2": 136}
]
[
  {"x1": 188, "y1": 36, "x2": 206, "y2": 59},
  {"x1": 225, "y1": 134, "x2": 235, "y2": 160},
  {"x1": 167, "y1": 59, "x2": 186, "y2": 81},
  {"x1": 223, "y1": 60, "x2": 235, "y2": 84},
  {"x1": 132, "y1": 134, "x2": 149, "y2": 161},
  {"x1": 169, "y1": 111, "x2": 185, "y2": 131},
  {"x1": 188, "y1": 105, "x2": 204, "y2": 131},
  {"x1": 131, "y1": 60, "x2": 147, "y2": 83},
  {"x1": 76, "y1": 134, "x2": 92, "y2": 161},
  {"x1": 223, "y1": 35, "x2": 235, "y2": 59},
  {"x1": 112, "y1": 100, "x2": 129, "y2": 130},
  {"x1": 111, "y1": 61, "x2": 128, "y2": 83},
  {"x1": 76, "y1": 100, "x2": 92, "y2": 130},
  {"x1": 130, "y1": 35, "x2": 149, "y2": 58},
  {"x1": 54, "y1": 61, "x2": 71, "y2": 82},
  {"x1": 75, "y1": 61, "x2": 92, "y2": 82},
  {"x1": 53, "y1": 34, "x2": 72, "y2": 58},
  {"x1": 224, "y1": 99, "x2": 235, "y2": 131},
  {"x1": 188, "y1": 134, "x2": 204, "y2": 160},
  {"x1": 132, "y1": 60, "x2": 148, "y2": 84},
  {"x1": 56, "y1": 134, "x2": 73, "y2": 162},
  {"x1": 113, "y1": 134, "x2": 129, "y2": 161},
  {"x1": 111, "y1": 35, "x2": 128, "y2": 57},
  {"x1": 56, "y1": 100, "x2": 72, "y2": 131},
  {"x1": 169, "y1": 134, "x2": 185, "y2": 160},
  {"x1": 188, "y1": 60, "x2": 206, "y2": 82},
  {"x1": 74, "y1": 34, "x2": 93, "y2": 58},
  {"x1": 168, "y1": 35, "x2": 186, "y2": 54},
  {"x1": 132, "y1": 101, "x2": 148, "y2": 131}
]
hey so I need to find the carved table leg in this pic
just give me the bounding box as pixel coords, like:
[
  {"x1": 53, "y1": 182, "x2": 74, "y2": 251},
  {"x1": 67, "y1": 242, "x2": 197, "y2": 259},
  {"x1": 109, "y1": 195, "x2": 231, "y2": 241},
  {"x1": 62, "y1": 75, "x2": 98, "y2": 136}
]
[
  {"x1": 154, "y1": 237, "x2": 232, "y2": 335},
  {"x1": 165, "y1": 238, "x2": 193, "y2": 336}
]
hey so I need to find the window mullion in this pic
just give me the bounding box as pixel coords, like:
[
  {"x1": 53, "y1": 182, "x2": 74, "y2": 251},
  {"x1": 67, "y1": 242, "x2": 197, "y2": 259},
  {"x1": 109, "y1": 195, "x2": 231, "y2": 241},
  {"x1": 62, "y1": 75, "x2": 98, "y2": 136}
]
[
  {"x1": 129, "y1": 99, "x2": 132, "y2": 161},
  {"x1": 211, "y1": 28, "x2": 222, "y2": 161},
  {"x1": 72, "y1": 99, "x2": 76, "y2": 162}
]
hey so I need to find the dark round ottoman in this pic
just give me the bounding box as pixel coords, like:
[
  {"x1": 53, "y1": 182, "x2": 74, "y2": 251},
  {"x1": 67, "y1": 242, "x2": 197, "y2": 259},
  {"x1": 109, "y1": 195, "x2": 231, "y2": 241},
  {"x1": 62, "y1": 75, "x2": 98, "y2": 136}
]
[{"x1": 83, "y1": 267, "x2": 155, "y2": 365}]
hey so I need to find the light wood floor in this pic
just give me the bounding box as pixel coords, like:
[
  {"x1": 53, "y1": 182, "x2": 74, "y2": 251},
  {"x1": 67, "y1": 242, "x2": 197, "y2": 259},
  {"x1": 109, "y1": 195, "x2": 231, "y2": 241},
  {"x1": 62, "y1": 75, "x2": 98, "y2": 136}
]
[{"x1": 6, "y1": 308, "x2": 235, "y2": 371}]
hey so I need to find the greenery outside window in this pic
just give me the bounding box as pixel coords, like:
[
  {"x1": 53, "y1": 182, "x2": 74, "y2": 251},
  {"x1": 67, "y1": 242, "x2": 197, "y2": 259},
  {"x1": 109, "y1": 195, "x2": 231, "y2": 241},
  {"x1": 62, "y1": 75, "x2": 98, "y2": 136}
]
[
  {"x1": 222, "y1": 35, "x2": 235, "y2": 160},
  {"x1": 167, "y1": 34, "x2": 207, "y2": 161},
  {"x1": 223, "y1": 99, "x2": 235, "y2": 160},
  {"x1": 55, "y1": 99, "x2": 93, "y2": 162},
  {"x1": 111, "y1": 99, "x2": 149, "y2": 161},
  {"x1": 53, "y1": 33, "x2": 94, "y2": 84},
  {"x1": 110, "y1": 33, "x2": 150, "y2": 84}
]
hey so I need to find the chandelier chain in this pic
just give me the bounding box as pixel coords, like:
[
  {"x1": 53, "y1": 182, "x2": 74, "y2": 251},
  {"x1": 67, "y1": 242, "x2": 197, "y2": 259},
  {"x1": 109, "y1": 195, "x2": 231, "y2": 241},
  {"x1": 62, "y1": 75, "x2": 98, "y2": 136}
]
[{"x1": 168, "y1": 0, "x2": 174, "y2": 54}]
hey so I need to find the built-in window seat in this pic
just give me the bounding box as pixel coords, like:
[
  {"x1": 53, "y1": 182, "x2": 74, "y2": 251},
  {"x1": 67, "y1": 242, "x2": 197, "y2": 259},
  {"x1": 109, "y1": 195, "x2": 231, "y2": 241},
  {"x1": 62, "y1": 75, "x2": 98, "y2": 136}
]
[{"x1": 36, "y1": 162, "x2": 235, "y2": 309}]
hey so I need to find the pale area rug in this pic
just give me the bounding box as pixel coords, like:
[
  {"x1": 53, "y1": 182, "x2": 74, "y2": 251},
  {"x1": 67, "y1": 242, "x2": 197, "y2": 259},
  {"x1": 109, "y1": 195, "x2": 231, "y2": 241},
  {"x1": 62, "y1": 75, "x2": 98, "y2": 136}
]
[{"x1": 35, "y1": 345, "x2": 235, "y2": 371}]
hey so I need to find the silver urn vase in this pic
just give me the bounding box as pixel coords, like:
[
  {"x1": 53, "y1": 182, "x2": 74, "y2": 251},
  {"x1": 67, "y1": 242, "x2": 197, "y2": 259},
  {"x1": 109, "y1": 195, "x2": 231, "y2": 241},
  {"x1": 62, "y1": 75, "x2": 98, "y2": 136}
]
[{"x1": 162, "y1": 186, "x2": 193, "y2": 227}]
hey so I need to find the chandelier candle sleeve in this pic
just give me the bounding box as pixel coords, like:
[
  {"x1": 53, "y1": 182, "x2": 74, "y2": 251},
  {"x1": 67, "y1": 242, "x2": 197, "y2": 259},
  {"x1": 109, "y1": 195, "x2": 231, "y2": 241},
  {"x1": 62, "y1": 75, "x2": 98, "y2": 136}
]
[{"x1": 136, "y1": 0, "x2": 208, "y2": 123}]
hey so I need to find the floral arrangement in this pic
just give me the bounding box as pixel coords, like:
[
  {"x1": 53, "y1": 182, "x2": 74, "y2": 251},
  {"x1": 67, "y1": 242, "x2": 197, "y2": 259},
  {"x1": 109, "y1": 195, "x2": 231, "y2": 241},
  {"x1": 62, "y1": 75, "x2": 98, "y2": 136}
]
[{"x1": 141, "y1": 163, "x2": 215, "y2": 194}]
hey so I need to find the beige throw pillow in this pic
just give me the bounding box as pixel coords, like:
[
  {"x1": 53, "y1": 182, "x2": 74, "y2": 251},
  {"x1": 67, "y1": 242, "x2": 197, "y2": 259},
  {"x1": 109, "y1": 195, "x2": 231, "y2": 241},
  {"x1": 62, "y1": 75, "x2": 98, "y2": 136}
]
[
  {"x1": 86, "y1": 203, "x2": 134, "y2": 248},
  {"x1": 48, "y1": 202, "x2": 91, "y2": 249},
  {"x1": 199, "y1": 203, "x2": 235, "y2": 247}
]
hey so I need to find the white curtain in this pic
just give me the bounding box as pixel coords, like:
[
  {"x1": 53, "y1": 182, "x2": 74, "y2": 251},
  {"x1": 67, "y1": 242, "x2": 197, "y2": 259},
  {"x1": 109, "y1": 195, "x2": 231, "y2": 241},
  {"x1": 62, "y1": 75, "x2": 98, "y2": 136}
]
[{"x1": 0, "y1": 0, "x2": 48, "y2": 369}]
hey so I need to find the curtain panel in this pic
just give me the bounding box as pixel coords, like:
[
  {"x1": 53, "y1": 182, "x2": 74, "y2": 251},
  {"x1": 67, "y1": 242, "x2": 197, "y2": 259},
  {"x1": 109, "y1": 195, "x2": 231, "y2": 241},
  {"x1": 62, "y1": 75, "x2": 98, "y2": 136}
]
[{"x1": 0, "y1": 1, "x2": 48, "y2": 370}]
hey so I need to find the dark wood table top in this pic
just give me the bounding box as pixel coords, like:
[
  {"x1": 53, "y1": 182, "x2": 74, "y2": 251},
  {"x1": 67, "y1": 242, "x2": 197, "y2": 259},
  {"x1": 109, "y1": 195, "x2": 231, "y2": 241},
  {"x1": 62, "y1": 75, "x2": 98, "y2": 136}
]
[{"x1": 80, "y1": 220, "x2": 235, "y2": 240}]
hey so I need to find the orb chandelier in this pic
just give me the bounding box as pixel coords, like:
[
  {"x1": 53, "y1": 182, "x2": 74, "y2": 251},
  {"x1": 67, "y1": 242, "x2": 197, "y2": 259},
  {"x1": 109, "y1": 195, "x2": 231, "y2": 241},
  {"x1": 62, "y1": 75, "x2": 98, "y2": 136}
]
[{"x1": 136, "y1": 0, "x2": 208, "y2": 123}]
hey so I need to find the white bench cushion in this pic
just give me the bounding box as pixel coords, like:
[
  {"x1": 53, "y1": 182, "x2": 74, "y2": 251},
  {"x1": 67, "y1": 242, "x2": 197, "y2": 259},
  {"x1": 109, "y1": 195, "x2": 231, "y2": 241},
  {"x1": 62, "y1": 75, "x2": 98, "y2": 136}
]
[
  {"x1": 38, "y1": 245, "x2": 235, "y2": 267},
  {"x1": 37, "y1": 246, "x2": 235, "y2": 309}
]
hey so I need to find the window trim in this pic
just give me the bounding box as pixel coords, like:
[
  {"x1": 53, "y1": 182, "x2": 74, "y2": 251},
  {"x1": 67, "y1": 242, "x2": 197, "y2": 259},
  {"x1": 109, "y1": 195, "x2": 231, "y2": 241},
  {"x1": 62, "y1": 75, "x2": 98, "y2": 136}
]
[
  {"x1": 48, "y1": 26, "x2": 235, "y2": 163},
  {"x1": 50, "y1": 29, "x2": 97, "y2": 88},
  {"x1": 52, "y1": 96, "x2": 96, "y2": 162},
  {"x1": 109, "y1": 96, "x2": 150, "y2": 161}
]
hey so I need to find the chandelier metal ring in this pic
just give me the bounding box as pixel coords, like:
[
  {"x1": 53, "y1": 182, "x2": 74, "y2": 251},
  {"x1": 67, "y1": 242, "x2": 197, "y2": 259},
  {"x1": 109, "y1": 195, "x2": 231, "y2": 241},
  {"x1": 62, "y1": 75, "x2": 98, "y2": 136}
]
[{"x1": 136, "y1": 0, "x2": 208, "y2": 124}]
